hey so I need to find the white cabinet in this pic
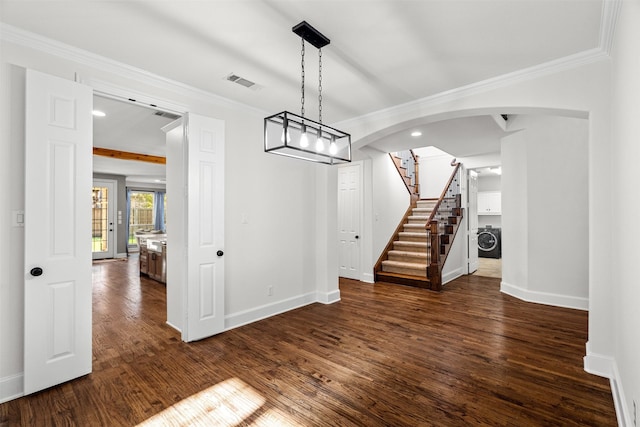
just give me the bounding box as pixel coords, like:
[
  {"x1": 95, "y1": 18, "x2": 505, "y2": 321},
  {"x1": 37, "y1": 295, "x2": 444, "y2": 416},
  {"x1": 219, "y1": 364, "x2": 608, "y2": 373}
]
[{"x1": 478, "y1": 191, "x2": 501, "y2": 215}]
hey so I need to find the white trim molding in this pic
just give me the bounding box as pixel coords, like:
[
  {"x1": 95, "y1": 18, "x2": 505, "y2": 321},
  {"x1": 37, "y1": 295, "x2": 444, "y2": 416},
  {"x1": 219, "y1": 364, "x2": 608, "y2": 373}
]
[
  {"x1": 442, "y1": 267, "x2": 465, "y2": 286},
  {"x1": 584, "y1": 342, "x2": 631, "y2": 427},
  {"x1": 361, "y1": 272, "x2": 375, "y2": 284},
  {"x1": 0, "y1": 374, "x2": 23, "y2": 404},
  {"x1": 599, "y1": 0, "x2": 623, "y2": 54},
  {"x1": 500, "y1": 281, "x2": 589, "y2": 311},
  {"x1": 0, "y1": 23, "x2": 266, "y2": 116},
  {"x1": 317, "y1": 289, "x2": 341, "y2": 305},
  {"x1": 224, "y1": 292, "x2": 318, "y2": 332}
]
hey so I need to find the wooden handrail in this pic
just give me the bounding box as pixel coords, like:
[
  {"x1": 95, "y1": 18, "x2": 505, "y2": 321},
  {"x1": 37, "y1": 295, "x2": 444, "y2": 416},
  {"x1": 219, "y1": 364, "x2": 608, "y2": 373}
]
[{"x1": 389, "y1": 152, "x2": 419, "y2": 197}]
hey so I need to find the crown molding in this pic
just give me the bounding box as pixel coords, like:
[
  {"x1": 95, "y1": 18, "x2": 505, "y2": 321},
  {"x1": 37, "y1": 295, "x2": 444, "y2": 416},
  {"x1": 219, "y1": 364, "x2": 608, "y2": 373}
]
[
  {"x1": 599, "y1": 0, "x2": 622, "y2": 54},
  {"x1": 335, "y1": 47, "x2": 609, "y2": 130},
  {"x1": 336, "y1": 1, "x2": 620, "y2": 130},
  {"x1": 0, "y1": 22, "x2": 266, "y2": 116}
]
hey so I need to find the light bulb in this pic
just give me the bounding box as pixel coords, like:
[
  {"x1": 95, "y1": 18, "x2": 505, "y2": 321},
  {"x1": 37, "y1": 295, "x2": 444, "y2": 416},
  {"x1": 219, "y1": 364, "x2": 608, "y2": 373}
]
[
  {"x1": 329, "y1": 139, "x2": 337, "y2": 155},
  {"x1": 316, "y1": 135, "x2": 325, "y2": 152},
  {"x1": 300, "y1": 125, "x2": 309, "y2": 148}
]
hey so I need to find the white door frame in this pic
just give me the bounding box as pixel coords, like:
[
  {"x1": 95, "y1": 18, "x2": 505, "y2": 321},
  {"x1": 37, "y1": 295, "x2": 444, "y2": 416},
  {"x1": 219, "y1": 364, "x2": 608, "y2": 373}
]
[
  {"x1": 92, "y1": 178, "x2": 116, "y2": 260},
  {"x1": 467, "y1": 169, "x2": 479, "y2": 274},
  {"x1": 86, "y1": 82, "x2": 226, "y2": 341}
]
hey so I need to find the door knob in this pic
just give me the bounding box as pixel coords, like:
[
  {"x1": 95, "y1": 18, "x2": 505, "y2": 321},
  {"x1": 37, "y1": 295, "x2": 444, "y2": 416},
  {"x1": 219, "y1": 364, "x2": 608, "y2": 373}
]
[
  {"x1": 217, "y1": 250, "x2": 224, "y2": 257},
  {"x1": 30, "y1": 267, "x2": 43, "y2": 277}
]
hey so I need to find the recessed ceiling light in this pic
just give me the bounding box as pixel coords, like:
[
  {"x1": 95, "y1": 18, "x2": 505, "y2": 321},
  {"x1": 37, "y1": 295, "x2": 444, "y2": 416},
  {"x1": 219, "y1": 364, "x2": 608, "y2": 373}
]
[
  {"x1": 92, "y1": 110, "x2": 106, "y2": 117},
  {"x1": 411, "y1": 131, "x2": 422, "y2": 137}
]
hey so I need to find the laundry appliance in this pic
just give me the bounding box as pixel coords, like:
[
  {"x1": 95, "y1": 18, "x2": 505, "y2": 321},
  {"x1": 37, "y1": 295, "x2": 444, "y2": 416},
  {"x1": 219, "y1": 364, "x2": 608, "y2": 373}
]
[{"x1": 478, "y1": 226, "x2": 501, "y2": 259}]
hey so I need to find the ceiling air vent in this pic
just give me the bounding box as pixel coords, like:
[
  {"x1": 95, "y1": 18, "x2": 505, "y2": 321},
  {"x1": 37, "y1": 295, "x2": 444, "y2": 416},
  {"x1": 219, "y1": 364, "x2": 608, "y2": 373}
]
[
  {"x1": 226, "y1": 73, "x2": 256, "y2": 88},
  {"x1": 153, "y1": 111, "x2": 181, "y2": 120}
]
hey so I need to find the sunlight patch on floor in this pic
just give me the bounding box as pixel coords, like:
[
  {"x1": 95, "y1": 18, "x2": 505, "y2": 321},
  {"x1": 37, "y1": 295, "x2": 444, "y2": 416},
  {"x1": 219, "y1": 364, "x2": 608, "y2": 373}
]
[{"x1": 137, "y1": 377, "x2": 296, "y2": 426}]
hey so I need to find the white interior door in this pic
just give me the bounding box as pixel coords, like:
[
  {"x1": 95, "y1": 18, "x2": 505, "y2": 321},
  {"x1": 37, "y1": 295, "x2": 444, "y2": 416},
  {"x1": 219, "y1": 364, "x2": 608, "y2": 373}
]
[
  {"x1": 92, "y1": 179, "x2": 116, "y2": 260},
  {"x1": 183, "y1": 113, "x2": 225, "y2": 342},
  {"x1": 468, "y1": 170, "x2": 479, "y2": 274},
  {"x1": 24, "y1": 69, "x2": 93, "y2": 394},
  {"x1": 337, "y1": 163, "x2": 361, "y2": 280}
]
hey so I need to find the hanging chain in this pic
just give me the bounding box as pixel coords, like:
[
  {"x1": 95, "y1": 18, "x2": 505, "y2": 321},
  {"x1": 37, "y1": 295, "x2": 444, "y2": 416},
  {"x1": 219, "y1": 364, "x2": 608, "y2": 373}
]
[
  {"x1": 318, "y1": 47, "x2": 323, "y2": 125},
  {"x1": 300, "y1": 38, "x2": 305, "y2": 118}
]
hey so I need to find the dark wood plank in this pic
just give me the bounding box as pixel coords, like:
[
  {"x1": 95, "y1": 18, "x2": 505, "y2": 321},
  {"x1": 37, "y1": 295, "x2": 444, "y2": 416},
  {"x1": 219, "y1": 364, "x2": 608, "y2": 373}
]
[{"x1": 0, "y1": 257, "x2": 616, "y2": 426}]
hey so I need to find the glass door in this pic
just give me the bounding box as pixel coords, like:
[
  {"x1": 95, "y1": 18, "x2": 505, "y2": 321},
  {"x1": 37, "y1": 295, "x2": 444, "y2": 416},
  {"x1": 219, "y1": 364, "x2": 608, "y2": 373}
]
[{"x1": 92, "y1": 179, "x2": 116, "y2": 259}]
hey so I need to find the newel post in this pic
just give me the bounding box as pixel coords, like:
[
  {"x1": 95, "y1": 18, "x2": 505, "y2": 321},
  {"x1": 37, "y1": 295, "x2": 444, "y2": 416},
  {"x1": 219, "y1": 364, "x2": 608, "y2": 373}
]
[{"x1": 428, "y1": 220, "x2": 442, "y2": 291}]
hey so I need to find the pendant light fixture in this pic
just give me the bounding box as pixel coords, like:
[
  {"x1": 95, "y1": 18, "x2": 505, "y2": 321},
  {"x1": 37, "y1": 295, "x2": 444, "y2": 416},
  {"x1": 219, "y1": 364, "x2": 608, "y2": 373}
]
[{"x1": 264, "y1": 21, "x2": 351, "y2": 165}]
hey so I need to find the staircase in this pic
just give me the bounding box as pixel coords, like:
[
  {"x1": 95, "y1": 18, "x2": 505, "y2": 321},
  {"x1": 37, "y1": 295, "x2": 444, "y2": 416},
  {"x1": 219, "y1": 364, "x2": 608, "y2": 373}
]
[
  {"x1": 379, "y1": 199, "x2": 436, "y2": 279},
  {"x1": 374, "y1": 160, "x2": 464, "y2": 291}
]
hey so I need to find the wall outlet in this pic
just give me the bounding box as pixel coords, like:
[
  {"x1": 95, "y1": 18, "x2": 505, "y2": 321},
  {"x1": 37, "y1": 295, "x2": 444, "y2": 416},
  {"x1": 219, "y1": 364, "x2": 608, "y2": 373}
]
[{"x1": 268, "y1": 286, "x2": 273, "y2": 296}]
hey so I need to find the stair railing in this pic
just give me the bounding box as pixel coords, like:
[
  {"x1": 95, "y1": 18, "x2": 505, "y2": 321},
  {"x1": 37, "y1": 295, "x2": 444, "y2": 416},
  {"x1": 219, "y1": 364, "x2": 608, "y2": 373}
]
[
  {"x1": 425, "y1": 162, "x2": 463, "y2": 291},
  {"x1": 390, "y1": 150, "x2": 420, "y2": 196}
]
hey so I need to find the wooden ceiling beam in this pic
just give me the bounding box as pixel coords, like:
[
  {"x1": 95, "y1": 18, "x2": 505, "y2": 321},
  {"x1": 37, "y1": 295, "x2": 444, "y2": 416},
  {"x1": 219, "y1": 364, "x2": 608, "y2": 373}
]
[{"x1": 93, "y1": 147, "x2": 166, "y2": 165}]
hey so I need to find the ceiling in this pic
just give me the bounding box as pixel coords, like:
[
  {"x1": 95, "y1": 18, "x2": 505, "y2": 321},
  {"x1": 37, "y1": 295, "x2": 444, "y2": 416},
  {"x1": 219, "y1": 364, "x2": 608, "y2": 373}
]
[
  {"x1": 1, "y1": 0, "x2": 605, "y2": 179},
  {"x1": 92, "y1": 96, "x2": 176, "y2": 184}
]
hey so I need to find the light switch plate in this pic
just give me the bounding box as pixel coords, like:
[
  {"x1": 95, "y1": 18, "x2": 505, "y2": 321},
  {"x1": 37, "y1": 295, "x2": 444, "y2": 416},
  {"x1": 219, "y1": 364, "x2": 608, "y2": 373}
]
[{"x1": 12, "y1": 210, "x2": 25, "y2": 227}]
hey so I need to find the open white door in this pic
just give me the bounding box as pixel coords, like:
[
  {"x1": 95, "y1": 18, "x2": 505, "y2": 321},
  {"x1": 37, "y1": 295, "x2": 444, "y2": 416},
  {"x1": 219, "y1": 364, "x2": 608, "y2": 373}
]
[
  {"x1": 24, "y1": 69, "x2": 93, "y2": 394},
  {"x1": 468, "y1": 170, "x2": 479, "y2": 274},
  {"x1": 337, "y1": 163, "x2": 361, "y2": 280},
  {"x1": 182, "y1": 113, "x2": 225, "y2": 342}
]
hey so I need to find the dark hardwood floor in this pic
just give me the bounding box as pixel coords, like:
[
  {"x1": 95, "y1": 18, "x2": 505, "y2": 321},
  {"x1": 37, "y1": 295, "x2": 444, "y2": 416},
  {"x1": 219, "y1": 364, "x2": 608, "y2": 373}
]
[{"x1": 1, "y1": 256, "x2": 616, "y2": 426}]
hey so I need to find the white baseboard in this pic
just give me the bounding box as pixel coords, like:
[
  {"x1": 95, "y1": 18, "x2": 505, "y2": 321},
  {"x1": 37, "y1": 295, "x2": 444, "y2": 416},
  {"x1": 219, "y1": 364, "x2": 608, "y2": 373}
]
[
  {"x1": 0, "y1": 373, "x2": 23, "y2": 404},
  {"x1": 583, "y1": 342, "x2": 614, "y2": 377},
  {"x1": 442, "y1": 267, "x2": 464, "y2": 285},
  {"x1": 610, "y1": 364, "x2": 632, "y2": 427},
  {"x1": 224, "y1": 292, "x2": 319, "y2": 331},
  {"x1": 361, "y1": 272, "x2": 375, "y2": 283},
  {"x1": 165, "y1": 321, "x2": 181, "y2": 333},
  {"x1": 317, "y1": 289, "x2": 341, "y2": 304},
  {"x1": 115, "y1": 252, "x2": 128, "y2": 259},
  {"x1": 583, "y1": 342, "x2": 631, "y2": 427},
  {"x1": 500, "y1": 281, "x2": 588, "y2": 310}
]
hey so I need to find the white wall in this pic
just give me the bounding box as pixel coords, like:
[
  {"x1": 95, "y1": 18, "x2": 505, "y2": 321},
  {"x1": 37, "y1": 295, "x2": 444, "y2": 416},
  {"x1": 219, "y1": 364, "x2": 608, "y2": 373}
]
[
  {"x1": 501, "y1": 132, "x2": 528, "y2": 294},
  {"x1": 366, "y1": 148, "x2": 410, "y2": 260},
  {"x1": 414, "y1": 146, "x2": 457, "y2": 199},
  {"x1": 478, "y1": 175, "x2": 501, "y2": 192},
  {"x1": 610, "y1": 1, "x2": 640, "y2": 424},
  {"x1": 0, "y1": 33, "x2": 338, "y2": 401},
  {"x1": 500, "y1": 115, "x2": 589, "y2": 308}
]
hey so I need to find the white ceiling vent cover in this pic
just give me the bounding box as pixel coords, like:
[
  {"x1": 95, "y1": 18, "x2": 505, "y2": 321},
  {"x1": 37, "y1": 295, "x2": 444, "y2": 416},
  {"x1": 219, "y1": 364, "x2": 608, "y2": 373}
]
[{"x1": 226, "y1": 73, "x2": 256, "y2": 88}]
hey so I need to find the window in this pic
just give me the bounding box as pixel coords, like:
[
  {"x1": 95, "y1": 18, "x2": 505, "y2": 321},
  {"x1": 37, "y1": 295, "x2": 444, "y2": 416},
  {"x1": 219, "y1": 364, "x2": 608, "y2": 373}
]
[{"x1": 127, "y1": 190, "x2": 166, "y2": 245}]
